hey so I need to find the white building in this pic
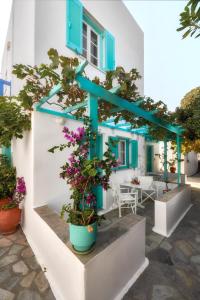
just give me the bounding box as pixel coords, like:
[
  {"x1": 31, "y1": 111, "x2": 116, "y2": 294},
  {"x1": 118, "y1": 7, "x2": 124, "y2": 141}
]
[
  {"x1": 1, "y1": 0, "x2": 159, "y2": 214},
  {"x1": 1, "y1": 1, "x2": 193, "y2": 299}
]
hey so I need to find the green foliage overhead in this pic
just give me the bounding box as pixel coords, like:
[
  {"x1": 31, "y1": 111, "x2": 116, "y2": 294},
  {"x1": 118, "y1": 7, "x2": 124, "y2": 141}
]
[
  {"x1": 11, "y1": 48, "x2": 175, "y2": 141},
  {"x1": 0, "y1": 97, "x2": 31, "y2": 147},
  {"x1": 177, "y1": 0, "x2": 200, "y2": 39},
  {"x1": 175, "y1": 86, "x2": 200, "y2": 152},
  {"x1": 0, "y1": 155, "x2": 16, "y2": 199}
]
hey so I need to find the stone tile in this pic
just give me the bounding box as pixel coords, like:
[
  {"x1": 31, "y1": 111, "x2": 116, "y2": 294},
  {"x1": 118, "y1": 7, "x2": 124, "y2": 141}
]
[
  {"x1": 8, "y1": 244, "x2": 24, "y2": 255},
  {"x1": 151, "y1": 285, "x2": 183, "y2": 300},
  {"x1": 0, "y1": 288, "x2": 15, "y2": 300},
  {"x1": 34, "y1": 271, "x2": 49, "y2": 293},
  {"x1": 195, "y1": 235, "x2": 200, "y2": 243},
  {"x1": 175, "y1": 240, "x2": 193, "y2": 257},
  {"x1": 0, "y1": 255, "x2": 18, "y2": 268},
  {"x1": 13, "y1": 260, "x2": 29, "y2": 275},
  {"x1": 0, "y1": 238, "x2": 13, "y2": 248},
  {"x1": 16, "y1": 238, "x2": 28, "y2": 246},
  {"x1": 0, "y1": 247, "x2": 9, "y2": 257},
  {"x1": 0, "y1": 269, "x2": 11, "y2": 284},
  {"x1": 44, "y1": 289, "x2": 56, "y2": 300},
  {"x1": 17, "y1": 289, "x2": 42, "y2": 300},
  {"x1": 190, "y1": 255, "x2": 200, "y2": 264},
  {"x1": 21, "y1": 247, "x2": 34, "y2": 258},
  {"x1": 20, "y1": 271, "x2": 36, "y2": 288},
  {"x1": 25, "y1": 256, "x2": 40, "y2": 270},
  {"x1": 6, "y1": 275, "x2": 22, "y2": 291},
  {"x1": 175, "y1": 268, "x2": 193, "y2": 288},
  {"x1": 160, "y1": 240, "x2": 172, "y2": 251}
]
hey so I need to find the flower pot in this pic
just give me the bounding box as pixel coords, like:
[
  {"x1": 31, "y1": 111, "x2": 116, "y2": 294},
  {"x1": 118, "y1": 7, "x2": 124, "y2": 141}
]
[
  {"x1": 0, "y1": 206, "x2": 21, "y2": 235},
  {"x1": 69, "y1": 222, "x2": 97, "y2": 253},
  {"x1": 0, "y1": 197, "x2": 11, "y2": 208},
  {"x1": 170, "y1": 166, "x2": 176, "y2": 173}
]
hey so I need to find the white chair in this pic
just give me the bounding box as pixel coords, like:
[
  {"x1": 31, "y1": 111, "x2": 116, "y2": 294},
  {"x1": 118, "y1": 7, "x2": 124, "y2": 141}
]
[
  {"x1": 112, "y1": 184, "x2": 138, "y2": 218},
  {"x1": 138, "y1": 176, "x2": 158, "y2": 204}
]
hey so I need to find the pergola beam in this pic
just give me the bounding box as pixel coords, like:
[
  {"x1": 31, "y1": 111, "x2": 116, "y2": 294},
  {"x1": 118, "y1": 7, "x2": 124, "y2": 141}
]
[
  {"x1": 76, "y1": 75, "x2": 182, "y2": 135},
  {"x1": 35, "y1": 61, "x2": 88, "y2": 110},
  {"x1": 110, "y1": 98, "x2": 145, "y2": 114},
  {"x1": 64, "y1": 101, "x2": 88, "y2": 113}
]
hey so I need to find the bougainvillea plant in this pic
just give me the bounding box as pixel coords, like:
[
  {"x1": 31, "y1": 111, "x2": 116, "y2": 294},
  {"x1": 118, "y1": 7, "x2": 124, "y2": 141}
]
[
  {"x1": 0, "y1": 176, "x2": 26, "y2": 210},
  {"x1": 49, "y1": 118, "x2": 118, "y2": 226}
]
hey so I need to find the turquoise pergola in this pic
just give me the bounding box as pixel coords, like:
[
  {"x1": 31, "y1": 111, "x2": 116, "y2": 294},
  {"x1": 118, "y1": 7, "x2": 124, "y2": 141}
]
[
  {"x1": 34, "y1": 61, "x2": 183, "y2": 185},
  {"x1": 0, "y1": 79, "x2": 12, "y2": 162}
]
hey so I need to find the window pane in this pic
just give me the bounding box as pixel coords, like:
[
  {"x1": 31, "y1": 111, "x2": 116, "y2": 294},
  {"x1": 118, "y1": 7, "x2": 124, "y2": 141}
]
[
  {"x1": 118, "y1": 141, "x2": 126, "y2": 165},
  {"x1": 83, "y1": 23, "x2": 87, "y2": 36},
  {"x1": 91, "y1": 43, "x2": 97, "y2": 58},
  {"x1": 82, "y1": 23, "x2": 87, "y2": 59},
  {"x1": 83, "y1": 36, "x2": 87, "y2": 51},
  {"x1": 83, "y1": 49, "x2": 87, "y2": 58},
  {"x1": 91, "y1": 30, "x2": 98, "y2": 45},
  {"x1": 91, "y1": 55, "x2": 98, "y2": 66}
]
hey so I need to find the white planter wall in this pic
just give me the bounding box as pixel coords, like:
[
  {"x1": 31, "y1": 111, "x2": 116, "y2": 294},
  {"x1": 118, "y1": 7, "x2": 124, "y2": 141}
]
[{"x1": 153, "y1": 185, "x2": 192, "y2": 237}]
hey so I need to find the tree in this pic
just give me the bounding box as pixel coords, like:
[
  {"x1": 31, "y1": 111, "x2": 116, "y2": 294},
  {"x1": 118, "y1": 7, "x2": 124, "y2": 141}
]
[
  {"x1": 177, "y1": 0, "x2": 200, "y2": 39},
  {"x1": 175, "y1": 87, "x2": 200, "y2": 152}
]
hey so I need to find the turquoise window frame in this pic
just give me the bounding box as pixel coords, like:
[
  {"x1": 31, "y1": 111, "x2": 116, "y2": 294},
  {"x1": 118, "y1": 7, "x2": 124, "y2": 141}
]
[
  {"x1": 117, "y1": 137, "x2": 129, "y2": 170},
  {"x1": 109, "y1": 136, "x2": 130, "y2": 171},
  {"x1": 82, "y1": 13, "x2": 104, "y2": 71}
]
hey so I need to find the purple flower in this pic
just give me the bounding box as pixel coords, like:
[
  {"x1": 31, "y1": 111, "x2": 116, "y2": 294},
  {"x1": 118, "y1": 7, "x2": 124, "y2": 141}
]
[{"x1": 16, "y1": 177, "x2": 26, "y2": 194}]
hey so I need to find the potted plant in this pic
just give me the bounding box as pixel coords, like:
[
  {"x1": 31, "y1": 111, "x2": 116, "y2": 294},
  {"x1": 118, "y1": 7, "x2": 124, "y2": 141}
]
[
  {"x1": 0, "y1": 155, "x2": 26, "y2": 234},
  {"x1": 0, "y1": 155, "x2": 16, "y2": 206},
  {"x1": 49, "y1": 119, "x2": 118, "y2": 254},
  {"x1": 168, "y1": 159, "x2": 176, "y2": 173}
]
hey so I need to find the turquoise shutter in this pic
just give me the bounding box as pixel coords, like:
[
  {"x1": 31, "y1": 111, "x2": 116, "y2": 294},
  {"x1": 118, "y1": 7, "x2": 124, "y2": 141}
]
[
  {"x1": 131, "y1": 140, "x2": 138, "y2": 168},
  {"x1": 2, "y1": 146, "x2": 12, "y2": 164},
  {"x1": 108, "y1": 137, "x2": 118, "y2": 158},
  {"x1": 126, "y1": 139, "x2": 130, "y2": 167},
  {"x1": 66, "y1": 0, "x2": 83, "y2": 54},
  {"x1": 105, "y1": 31, "x2": 115, "y2": 71}
]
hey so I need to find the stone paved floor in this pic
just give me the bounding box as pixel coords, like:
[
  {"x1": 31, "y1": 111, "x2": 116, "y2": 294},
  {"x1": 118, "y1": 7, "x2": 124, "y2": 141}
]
[
  {"x1": 0, "y1": 228, "x2": 55, "y2": 300},
  {"x1": 124, "y1": 175, "x2": 200, "y2": 300}
]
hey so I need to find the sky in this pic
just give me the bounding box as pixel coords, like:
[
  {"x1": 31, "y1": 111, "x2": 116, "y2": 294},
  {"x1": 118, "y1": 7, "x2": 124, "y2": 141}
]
[
  {"x1": 0, "y1": 1, "x2": 199, "y2": 111},
  {"x1": 124, "y1": 0, "x2": 200, "y2": 111}
]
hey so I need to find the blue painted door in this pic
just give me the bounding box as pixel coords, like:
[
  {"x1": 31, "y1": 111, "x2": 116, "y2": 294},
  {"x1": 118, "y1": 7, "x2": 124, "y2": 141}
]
[{"x1": 146, "y1": 145, "x2": 153, "y2": 173}]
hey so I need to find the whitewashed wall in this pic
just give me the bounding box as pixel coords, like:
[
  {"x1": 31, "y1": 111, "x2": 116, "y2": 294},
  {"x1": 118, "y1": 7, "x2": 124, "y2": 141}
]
[
  {"x1": 184, "y1": 151, "x2": 198, "y2": 177},
  {"x1": 159, "y1": 142, "x2": 199, "y2": 176}
]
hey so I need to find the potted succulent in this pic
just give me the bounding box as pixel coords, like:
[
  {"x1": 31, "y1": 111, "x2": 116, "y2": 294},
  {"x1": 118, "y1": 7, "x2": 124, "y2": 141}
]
[
  {"x1": 0, "y1": 155, "x2": 26, "y2": 234},
  {"x1": 49, "y1": 119, "x2": 118, "y2": 254}
]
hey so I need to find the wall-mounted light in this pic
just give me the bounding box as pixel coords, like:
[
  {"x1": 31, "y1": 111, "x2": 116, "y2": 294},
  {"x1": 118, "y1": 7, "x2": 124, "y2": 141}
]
[{"x1": 55, "y1": 117, "x2": 66, "y2": 126}]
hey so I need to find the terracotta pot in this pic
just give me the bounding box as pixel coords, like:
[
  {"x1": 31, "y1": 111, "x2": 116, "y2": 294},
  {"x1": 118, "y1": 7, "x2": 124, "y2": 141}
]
[
  {"x1": 0, "y1": 197, "x2": 11, "y2": 208},
  {"x1": 170, "y1": 166, "x2": 176, "y2": 173},
  {"x1": 0, "y1": 206, "x2": 21, "y2": 235}
]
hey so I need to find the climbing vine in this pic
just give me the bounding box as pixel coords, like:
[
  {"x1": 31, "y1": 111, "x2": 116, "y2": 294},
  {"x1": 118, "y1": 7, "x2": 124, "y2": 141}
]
[{"x1": 1, "y1": 48, "x2": 178, "y2": 146}]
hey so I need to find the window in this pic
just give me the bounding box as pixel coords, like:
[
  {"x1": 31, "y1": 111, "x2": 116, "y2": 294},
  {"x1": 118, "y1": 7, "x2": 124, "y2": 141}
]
[
  {"x1": 118, "y1": 140, "x2": 126, "y2": 166},
  {"x1": 66, "y1": 0, "x2": 115, "y2": 71},
  {"x1": 108, "y1": 136, "x2": 138, "y2": 170},
  {"x1": 82, "y1": 22, "x2": 99, "y2": 67}
]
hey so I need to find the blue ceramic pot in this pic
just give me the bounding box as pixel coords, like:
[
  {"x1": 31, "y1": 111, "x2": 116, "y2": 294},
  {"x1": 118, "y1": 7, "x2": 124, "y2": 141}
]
[{"x1": 69, "y1": 222, "x2": 97, "y2": 252}]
